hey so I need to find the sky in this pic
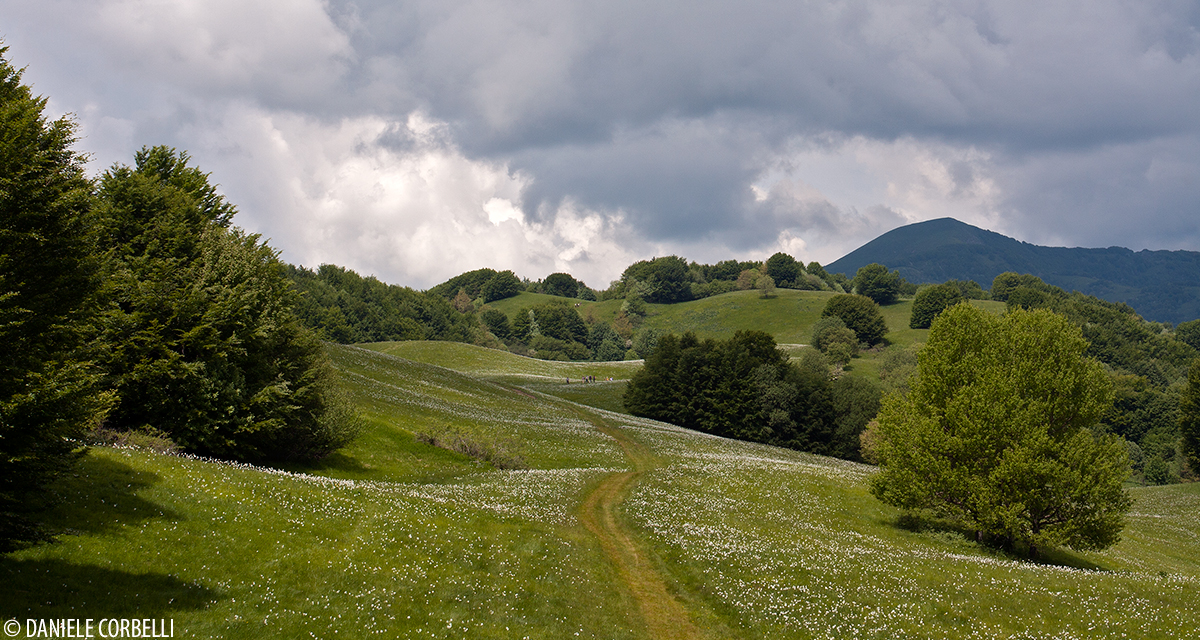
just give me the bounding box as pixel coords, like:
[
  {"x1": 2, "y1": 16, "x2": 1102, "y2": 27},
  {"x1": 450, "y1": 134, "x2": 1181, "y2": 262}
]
[{"x1": 3, "y1": 0, "x2": 1199, "y2": 290}]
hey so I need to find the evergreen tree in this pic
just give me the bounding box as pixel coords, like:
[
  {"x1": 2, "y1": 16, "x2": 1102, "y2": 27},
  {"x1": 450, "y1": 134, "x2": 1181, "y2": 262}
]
[
  {"x1": 94, "y1": 147, "x2": 358, "y2": 461},
  {"x1": 0, "y1": 47, "x2": 109, "y2": 548}
]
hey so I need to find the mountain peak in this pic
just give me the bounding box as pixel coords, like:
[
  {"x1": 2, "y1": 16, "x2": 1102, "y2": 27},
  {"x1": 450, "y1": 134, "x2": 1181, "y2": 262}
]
[{"x1": 825, "y1": 218, "x2": 1200, "y2": 323}]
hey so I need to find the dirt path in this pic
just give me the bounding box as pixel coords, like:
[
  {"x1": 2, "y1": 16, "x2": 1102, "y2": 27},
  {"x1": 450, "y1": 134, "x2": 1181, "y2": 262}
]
[{"x1": 575, "y1": 414, "x2": 703, "y2": 640}]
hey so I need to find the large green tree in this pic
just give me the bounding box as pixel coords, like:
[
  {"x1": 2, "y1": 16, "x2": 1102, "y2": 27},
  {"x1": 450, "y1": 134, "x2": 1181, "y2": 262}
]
[
  {"x1": 0, "y1": 48, "x2": 109, "y2": 548},
  {"x1": 909, "y1": 283, "x2": 964, "y2": 329},
  {"x1": 94, "y1": 146, "x2": 358, "y2": 461},
  {"x1": 870, "y1": 304, "x2": 1132, "y2": 555},
  {"x1": 764, "y1": 252, "x2": 802, "y2": 287},
  {"x1": 543, "y1": 272, "x2": 581, "y2": 298},
  {"x1": 1181, "y1": 359, "x2": 1200, "y2": 474},
  {"x1": 821, "y1": 294, "x2": 888, "y2": 346},
  {"x1": 851, "y1": 263, "x2": 900, "y2": 305}
]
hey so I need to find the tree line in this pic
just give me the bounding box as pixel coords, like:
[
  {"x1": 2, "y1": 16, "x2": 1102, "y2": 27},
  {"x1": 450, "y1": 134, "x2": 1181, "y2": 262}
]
[
  {"x1": 1, "y1": 51, "x2": 358, "y2": 549},
  {"x1": 624, "y1": 330, "x2": 881, "y2": 461}
]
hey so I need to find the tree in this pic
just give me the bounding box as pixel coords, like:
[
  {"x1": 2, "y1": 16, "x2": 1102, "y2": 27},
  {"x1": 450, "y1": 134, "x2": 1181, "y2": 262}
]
[
  {"x1": 755, "y1": 274, "x2": 776, "y2": 298},
  {"x1": 1, "y1": 47, "x2": 110, "y2": 548},
  {"x1": 870, "y1": 304, "x2": 1132, "y2": 555},
  {"x1": 1175, "y1": 319, "x2": 1200, "y2": 351},
  {"x1": 480, "y1": 308, "x2": 512, "y2": 339},
  {"x1": 543, "y1": 272, "x2": 580, "y2": 298},
  {"x1": 481, "y1": 270, "x2": 522, "y2": 302},
  {"x1": 765, "y1": 252, "x2": 801, "y2": 287},
  {"x1": 821, "y1": 294, "x2": 888, "y2": 346},
  {"x1": 909, "y1": 284, "x2": 964, "y2": 329},
  {"x1": 511, "y1": 302, "x2": 589, "y2": 358},
  {"x1": 451, "y1": 288, "x2": 474, "y2": 312},
  {"x1": 620, "y1": 256, "x2": 692, "y2": 303},
  {"x1": 1181, "y1": 359, "x2": 1200, "y2": 475},
  {"x1": 94, "y1": 146, "x2": 359, "y2": 461},
  {"x1": 811, "y1": 316, "x2": 857, "y2": 355},
  {"x1": 736, "y1": 268, "x2": 761, "y2": 290},
  {"x1": 428, "y1": 267, "x2": 498, "y2": 299},
  {"x1": 990, "y1": 272, "x2": 1047, "y2": 302},
  {"x1": 851, "y1": 263, "x2": 900, "y2": 305},
  {"x1": 631, "y1": 328, "x2": 661, "y2": 359}
]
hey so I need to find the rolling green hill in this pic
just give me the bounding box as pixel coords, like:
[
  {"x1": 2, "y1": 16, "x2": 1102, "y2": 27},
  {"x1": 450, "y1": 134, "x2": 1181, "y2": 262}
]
[
  {"x1": 826, "y1": 217, "x2": 1200, "y2": 324},
  {"x1": 5, "y1": 343, "x2": 1197, "y2": 638}
]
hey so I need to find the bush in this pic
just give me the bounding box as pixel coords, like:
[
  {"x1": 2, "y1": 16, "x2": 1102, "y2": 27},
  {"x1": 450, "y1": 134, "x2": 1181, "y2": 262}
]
[
  {"x1": 821, "y1": 295, "x2": 888, "y2": 346},
  {"x1": 826, "y1": 342, "x2": 856, "y2": 366}
]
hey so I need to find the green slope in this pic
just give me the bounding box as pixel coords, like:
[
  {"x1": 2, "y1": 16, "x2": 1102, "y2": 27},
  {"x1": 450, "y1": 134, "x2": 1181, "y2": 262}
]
[{"x1": 4, "y1": 343, "x2": 1196, "y2": 638}]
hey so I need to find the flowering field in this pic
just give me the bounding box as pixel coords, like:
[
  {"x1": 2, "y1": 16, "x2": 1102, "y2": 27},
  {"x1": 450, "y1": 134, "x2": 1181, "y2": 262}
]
[{"x1": 3, "y1": 344, "x2": 1197, "y2": 639}]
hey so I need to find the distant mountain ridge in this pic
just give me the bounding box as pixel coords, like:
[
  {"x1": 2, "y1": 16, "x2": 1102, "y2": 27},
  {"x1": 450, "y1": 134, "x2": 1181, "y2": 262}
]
[{"x1": 826, "y1": 218, "x2": 1200, "y2": 324}]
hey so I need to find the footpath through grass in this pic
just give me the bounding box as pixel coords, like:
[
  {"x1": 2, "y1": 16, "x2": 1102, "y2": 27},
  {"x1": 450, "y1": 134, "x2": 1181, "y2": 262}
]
[{"x1": 3, "y1": 343, "x2": 1196, "y2": 639}]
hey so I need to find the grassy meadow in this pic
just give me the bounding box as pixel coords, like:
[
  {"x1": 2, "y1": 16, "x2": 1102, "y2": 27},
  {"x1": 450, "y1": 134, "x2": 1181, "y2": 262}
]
[{"x1": 4, "y1": 328, "x2": 1196, "y2": 638}]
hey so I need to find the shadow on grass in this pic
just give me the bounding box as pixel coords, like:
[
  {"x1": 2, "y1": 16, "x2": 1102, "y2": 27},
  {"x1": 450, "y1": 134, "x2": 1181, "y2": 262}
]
[
  {"x1": 890, "y1": 513, "x2": 1112, "y2": 572},
  {"x1": 0, "y1": 557, "x2": 220, "y2": 619},
  {"x1": 43, "y1": 453, "x2": 183, "y2": 535},
  {"x1": 282, "y1": 450, "x2": 370, "y2": 475}
]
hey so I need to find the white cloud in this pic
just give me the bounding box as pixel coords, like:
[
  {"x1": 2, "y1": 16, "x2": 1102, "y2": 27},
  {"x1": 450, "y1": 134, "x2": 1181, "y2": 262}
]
[{"x1": 183, "y1": 104, "x2": 648, "y2": 289}]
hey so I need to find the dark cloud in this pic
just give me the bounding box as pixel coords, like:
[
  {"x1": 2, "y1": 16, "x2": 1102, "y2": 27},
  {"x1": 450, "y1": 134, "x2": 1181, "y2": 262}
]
[{"x1": 3, "y1": 0, "x2": 1199, "y2": 287}]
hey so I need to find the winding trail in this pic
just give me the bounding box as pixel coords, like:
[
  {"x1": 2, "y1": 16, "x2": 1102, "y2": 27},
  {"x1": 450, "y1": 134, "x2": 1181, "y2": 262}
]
[{"x1": 575, "y1": 412, "x2": 703, "y2": 640}]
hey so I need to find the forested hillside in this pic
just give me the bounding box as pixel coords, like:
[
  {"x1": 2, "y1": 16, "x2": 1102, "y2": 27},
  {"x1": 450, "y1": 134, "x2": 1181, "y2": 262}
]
[{"x1": 827, "y1": 217, "x2": 1200, "y2": 323}]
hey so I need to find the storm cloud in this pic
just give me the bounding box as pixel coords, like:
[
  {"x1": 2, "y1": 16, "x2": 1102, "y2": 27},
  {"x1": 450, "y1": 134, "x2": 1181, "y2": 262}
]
[{"x1": 3, "y1": 0, "x2": 1198, "y2": 287}]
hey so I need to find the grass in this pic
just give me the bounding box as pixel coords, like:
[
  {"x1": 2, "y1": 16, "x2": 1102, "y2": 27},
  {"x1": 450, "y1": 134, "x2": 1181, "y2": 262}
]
[
  {"x1": 4, "y1": 335, "x2": 1196, "y2": 638},
  {"x1": 364, "y1": 340, "x2": 641, "y2": 381}
]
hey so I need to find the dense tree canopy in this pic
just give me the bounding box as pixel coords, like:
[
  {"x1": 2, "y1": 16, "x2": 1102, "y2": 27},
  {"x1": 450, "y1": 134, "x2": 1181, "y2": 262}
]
[
  {"x1": 481, "y1": 270, "x2": 522, "y2": 302},
  {"x1": 288, "y1": 263, "x2": 472, "y2": 344},
  {"x1": 543, "y1": 272, "x2": 581, "y2": 298},
  {"x1": 428, "y1": 268, "x2": 500, "y2": 300},
  {"x1": 1176, "y1": 319, "x2": 1200, "y2": 351},
  {"x1": 765, "y1": 252, "x2": 802, "y2": 287},
  {"x1": 909, "y1": 284, "x2": 964, "y2": 329},
  {"x1": 821, "y1": 294, "x2": 888, "y2": 346},
  {"x1": 619, "y1": 256, "x2": 693, "y2": 303},
  {"x1": 990, "y1": 272, "x2": 1050, "y2": 302},
  {"x1": 870, "y1": 304, "x2": 1132, "y2": 555},
  {"x1": 0, "y1": 48, "x2": 109, "y2": 547},
  {"x1": 624, "y1": 331, "x2": 879, "y2": 459},
  {"x1": 1182, "y1": 359, "x2": 1200, "y2": 475},
  {"x1": 94, "y1": 147, "x2": 359, "y2": 461},
  {"x1": 851, "y1": 263, "x2": 901, "y2": 305}
]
